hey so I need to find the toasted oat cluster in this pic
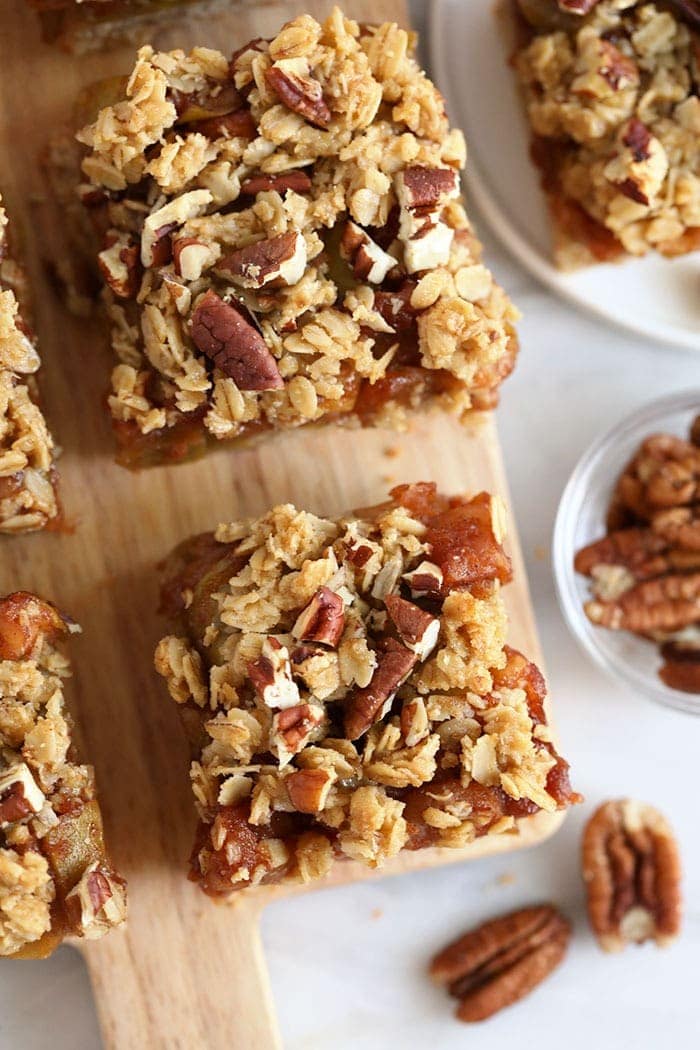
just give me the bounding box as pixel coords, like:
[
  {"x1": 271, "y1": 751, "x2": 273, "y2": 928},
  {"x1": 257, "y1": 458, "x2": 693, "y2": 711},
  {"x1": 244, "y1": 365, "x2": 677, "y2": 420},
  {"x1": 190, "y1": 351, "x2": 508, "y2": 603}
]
[
  {"x1": 28, "y1": 0, "x2": 240, "y2": 54},
  {"x1": 512, "y1": 0, "x2": 700, "y2": 268},
  {"x1": 155, "y1": 483, "x2": 577, "y2": 898},
  {"x1": 75, "y1": 9, "x2": 519, "y2": 468},
  {"x1": 0, "y1": 592, "x2": 126, "y2": 958},
  {"x1": 0, "y1": 198, "x2": 60, "y2": 533}
]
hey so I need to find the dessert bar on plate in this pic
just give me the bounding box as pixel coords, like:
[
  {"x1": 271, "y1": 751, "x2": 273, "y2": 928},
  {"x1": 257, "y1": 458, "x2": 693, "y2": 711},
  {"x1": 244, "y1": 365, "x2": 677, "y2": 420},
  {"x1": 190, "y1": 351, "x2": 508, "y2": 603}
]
[
  {"x1": 511, "y1": 0, "x2": 700, "y2": 268},
  {"x1": 27, "y1": 0, "x2": 249, "y2": 53},
  {"x1": 156, "y1": 482, "x2": 578, "y2": 898},
  {"x1": 68, "y1": 9, "x2": 519, "y2": 468},
  {"x1": 0, "y1": 592, "x2": 126, "y2": 958},
  {"x1": 0, "y1": 196, "x2": 60, "y2": 533}
]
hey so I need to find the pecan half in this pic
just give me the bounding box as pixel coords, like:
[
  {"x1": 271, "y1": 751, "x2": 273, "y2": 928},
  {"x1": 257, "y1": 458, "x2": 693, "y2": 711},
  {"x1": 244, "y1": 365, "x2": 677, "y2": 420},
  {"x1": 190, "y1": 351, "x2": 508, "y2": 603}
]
[
  {"x1": 240, "y1": 171, "x2": 312, "y2": 196},
  {"x1": 190, "y1": 290, "x2": 284, "y2": 390},
  {"x1": 265, "y1": 59, "x2": 331, "y2": 129},
  {"x1": 344, "y1": 639, "x2": 417, "y2": 740},
  {"x1": 292, "y1": 586, "x2": 345, "y2": 647},
  {"x1": 430, "y1": 905, "x2": 570, "y2": 1022},
  {"x1": 584, "y1": 571, "x2": 700, "y2": 633},
  {"x1": 582, "y1": 799, "x2": 682, "y2": 952},
  {"x1": 659, "y1": 645, "x2": 700, "y2": 692},
  {"x1": 651, "y1": 506, "x2": 700, "y2": 552},
  {"x1": 217, "y1": 231, "x2": 306, "y2": 289}
]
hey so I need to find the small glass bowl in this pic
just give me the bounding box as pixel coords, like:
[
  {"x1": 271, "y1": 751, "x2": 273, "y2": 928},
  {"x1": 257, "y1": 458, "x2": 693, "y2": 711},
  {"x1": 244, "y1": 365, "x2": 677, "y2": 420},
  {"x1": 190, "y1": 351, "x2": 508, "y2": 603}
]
[{"x1": 553, "y1": 389, "x2": 700, "y2": 716}]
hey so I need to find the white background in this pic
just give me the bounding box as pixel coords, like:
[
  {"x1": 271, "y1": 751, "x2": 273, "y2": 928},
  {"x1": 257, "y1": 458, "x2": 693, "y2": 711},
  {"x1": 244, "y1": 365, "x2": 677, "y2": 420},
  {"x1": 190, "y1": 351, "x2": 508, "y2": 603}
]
[{"x1": 1, "y1": 3, "x2": 699, "y2": 1047}]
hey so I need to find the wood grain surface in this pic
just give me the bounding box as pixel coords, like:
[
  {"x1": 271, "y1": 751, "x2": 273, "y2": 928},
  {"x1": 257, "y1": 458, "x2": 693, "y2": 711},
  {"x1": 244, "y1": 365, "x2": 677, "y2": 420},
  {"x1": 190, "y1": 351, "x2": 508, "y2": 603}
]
[{"x1": 0, "y1": 2, "x2": 563, "y2": 1047}]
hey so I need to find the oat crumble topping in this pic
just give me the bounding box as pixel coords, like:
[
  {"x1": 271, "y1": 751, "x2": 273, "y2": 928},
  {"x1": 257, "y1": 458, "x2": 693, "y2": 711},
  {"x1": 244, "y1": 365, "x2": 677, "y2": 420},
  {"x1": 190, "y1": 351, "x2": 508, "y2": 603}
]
[
  {"x1": 74, "y1": 9, "x2": 519, "y2": 468},
  {"x1": 0, "y1": 199, "x2": 60, "y2": 533},
  {"x1": 0, "y1": 593, "x2": 126, "y2": 957},
  {"x1": 155, "y1": 483, "x2": 578, "y2": 898},
  {"x1": 513, "y1": 0, "x2": 700, "y2": 267}
]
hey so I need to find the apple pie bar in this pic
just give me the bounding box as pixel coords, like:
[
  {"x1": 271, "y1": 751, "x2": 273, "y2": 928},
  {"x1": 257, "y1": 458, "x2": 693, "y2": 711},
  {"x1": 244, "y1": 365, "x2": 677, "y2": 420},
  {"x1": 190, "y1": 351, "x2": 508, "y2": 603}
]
[
  {"x1": 0, "y1": 196, "x2": 60, "y2": 533},
  {"x1": 155, "y1": 482, "x2": 578, "y2": 898},
  {"x1": 512, "y1": 0, "x2": 700, "y2": 267},
  {"x1": 73, "y1": 9, "x2": 519, "y2": 468},
  {"x1": 0, "y1": 592, "x2": 126, "y2": 957}
]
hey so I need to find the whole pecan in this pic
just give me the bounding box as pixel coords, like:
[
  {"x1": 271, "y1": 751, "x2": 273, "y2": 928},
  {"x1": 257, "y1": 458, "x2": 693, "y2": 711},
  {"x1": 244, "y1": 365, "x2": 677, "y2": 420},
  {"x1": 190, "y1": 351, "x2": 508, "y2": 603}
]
[
  {"x1": 190, "y1": 290, "x2": 284, "y2": 391},
  {"x1": 585, "y1": 571, "x2": 700, "y2": 633},
  {"x1": 430, "y1": 904, "x2": 570, "y2": 1022},
  {"x1": 582, "y1": 799, "x2": 682, "y2": 952}
]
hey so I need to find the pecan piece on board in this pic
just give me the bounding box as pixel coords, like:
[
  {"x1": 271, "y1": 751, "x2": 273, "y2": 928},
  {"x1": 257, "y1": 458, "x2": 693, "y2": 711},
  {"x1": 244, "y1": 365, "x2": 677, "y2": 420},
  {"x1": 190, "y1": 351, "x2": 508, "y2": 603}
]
[
  {"x1": 430, "y1": 904, "x2": 570, "y2": 1022},
  {"x1": 582, "y1": 799, "x2": 682, "y2": 952},
  {"x1": 190, "y1": 290, "x2": 283, "y2": 391}
]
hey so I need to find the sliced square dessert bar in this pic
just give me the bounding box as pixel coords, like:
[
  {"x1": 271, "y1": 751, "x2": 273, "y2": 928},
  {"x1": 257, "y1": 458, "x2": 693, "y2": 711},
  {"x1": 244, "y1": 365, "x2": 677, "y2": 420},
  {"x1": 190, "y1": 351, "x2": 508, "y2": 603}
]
[
  {"x1": 512, "y1": 0, "x2": 700, "y2": 267},
  {"x1": 73, "y1": 9, "x2": 519, "y2": 468},
  {"x1": 0, "y1": 197, "x2": 60, "y2": 533},
  {"x1": 155, "y1": 482, "x2": 578, "y2": 898},
  {"x1": 0, "y1": 592, "x2": 126, "y2": 957}
]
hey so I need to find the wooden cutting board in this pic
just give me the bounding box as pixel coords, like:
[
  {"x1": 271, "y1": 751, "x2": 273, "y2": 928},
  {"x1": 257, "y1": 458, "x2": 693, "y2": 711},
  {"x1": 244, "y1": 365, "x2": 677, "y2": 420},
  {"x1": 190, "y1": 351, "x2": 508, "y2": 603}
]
[{"x1": 0, "y1": 2, "x2": 564, "y2": 1046}]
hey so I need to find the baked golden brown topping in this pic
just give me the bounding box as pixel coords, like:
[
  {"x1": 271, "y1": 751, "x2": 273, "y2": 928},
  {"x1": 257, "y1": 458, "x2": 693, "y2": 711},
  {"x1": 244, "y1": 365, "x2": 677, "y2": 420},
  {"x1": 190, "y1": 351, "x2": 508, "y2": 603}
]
[
  {"x1": 512, "y1": 0, "x2": 700, "y2": 267},
  {"x1": 575, "y1": 413, "x2": 700, "y2": 693},
  {"x1": 582, "y1": 799, "x2": 682, "y2": 951},
  {"x1": 155, "y1": 482, "x2": 578, "y2": 898},
  {"x1": 72, "y1": 9, "x2": 519, "y2": 468},
  {"x1": 0, "y1": 197, "x2": 60, "y2": 533},
  {"x1": 0, "y1": 592, "x2": 126, "y2": 957},
  {"x1": 430, "y1": 904, "x2": 571, "y2": 1022}
]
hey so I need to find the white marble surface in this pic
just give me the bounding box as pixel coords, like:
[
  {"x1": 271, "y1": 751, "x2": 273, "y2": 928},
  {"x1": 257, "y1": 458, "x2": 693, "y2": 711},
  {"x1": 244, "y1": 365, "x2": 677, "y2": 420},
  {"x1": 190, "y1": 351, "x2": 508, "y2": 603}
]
[{"x1": 2, "y1": 3, "x2": 700, "y2": 1047}]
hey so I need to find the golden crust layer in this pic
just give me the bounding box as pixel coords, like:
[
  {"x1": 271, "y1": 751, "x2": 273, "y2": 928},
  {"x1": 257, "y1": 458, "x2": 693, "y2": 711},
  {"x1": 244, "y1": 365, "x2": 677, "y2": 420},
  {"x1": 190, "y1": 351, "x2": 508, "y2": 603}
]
[
  {"x1": 0, "y1": 199, "x2": 60, "y2": 533},
  {"x1": 513, "y1": 0, "x2": 700, "y2": 267},
  {"x1": 76, "y1": 9, "x2": 519, "y2": 468},
  {"x1": 155, "y1": 483, "x2": 578, "y2": 899}
]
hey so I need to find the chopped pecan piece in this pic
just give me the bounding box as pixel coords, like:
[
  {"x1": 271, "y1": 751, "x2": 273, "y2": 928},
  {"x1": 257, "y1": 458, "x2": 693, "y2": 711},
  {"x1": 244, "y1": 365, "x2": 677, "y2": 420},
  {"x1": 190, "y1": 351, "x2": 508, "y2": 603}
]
[
  {"x1": 285, "y1": 768, "x2": 333, "y2": 813},
  {"x1": 397, "y1": 167, "x2": 459, "y2": 211},
  {"x1": 240, "y1": 171, "x2": 312, "y2": 196},
  {"x1": 384, "y1": 594, "x2": 439, "y2": 660},
  {"x1": 190, "y1": 290, "x2": 284, "y2": 391},
  {"x1": 344, "y1": 639, "x2": 417, "y2": 740},
  {"x1": 582, "y1": 800, "x2": 682, "y2": 952},
  {"x1": 98, "y1": 237, "x2": 140, "y2": 299},
  {"x1": 402, "y1": 560, "x2": 444, "y2": 597},
  {"x1": 64, "y1": 862, "x2": 128, "y2": 940},
  {"x1": 173, "y1": 238, "x2": 212, "y2": 283},
  {"x1": 431, "y1": 904, "x2": 570, "y2": 1022},
  {"x1": 218, "y1": 231, "x2": 306, "y2": 289},
  {"x1": 248, "y1": 637, "x2": 300, "y2": 709},
  {"x1": 265, "y1": 59, "x2": 331, "y2": 129},
  {"x1": 272, "y1": 703, "x2": 325, "y2": 765},
  {"x1": 0, "y1": 763, "x2": 46, "y2": 826},
  {"x1": 194, "y1": 110, "x2": 257, "y2": 140},
  {"x1": 292, "y1": 587, "x2": 345, "y2": 647},
  {"x1": 340, "y1": 221, "x2": 396, "y2": 284}
]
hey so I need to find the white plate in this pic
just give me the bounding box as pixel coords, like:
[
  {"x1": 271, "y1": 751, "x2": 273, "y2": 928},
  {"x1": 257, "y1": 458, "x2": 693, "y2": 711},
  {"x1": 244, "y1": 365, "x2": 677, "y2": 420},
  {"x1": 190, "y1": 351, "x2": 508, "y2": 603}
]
[{"x1": 428, "y1": 0, "x2": 700, "y2": 351}]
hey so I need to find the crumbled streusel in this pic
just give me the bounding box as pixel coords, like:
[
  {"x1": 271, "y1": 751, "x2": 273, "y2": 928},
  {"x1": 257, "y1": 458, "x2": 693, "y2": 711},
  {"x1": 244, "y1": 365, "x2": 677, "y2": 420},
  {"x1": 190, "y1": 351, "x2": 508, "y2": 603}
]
[
  {"x1": 74, "y1": 9, "x2": 519, "y2": 468},
  {"x1": 0, "y1": 593, "x2": 126, "y2": 957},
  {"x1": 0, "y1": 198, "x2": 60, "y2": 533},
  {"x1": 513, "y1": 0, "x2": 700, "y2": 267},
  {"x1": 155, "y1": 483, "x2": 578, "y2": 899}
]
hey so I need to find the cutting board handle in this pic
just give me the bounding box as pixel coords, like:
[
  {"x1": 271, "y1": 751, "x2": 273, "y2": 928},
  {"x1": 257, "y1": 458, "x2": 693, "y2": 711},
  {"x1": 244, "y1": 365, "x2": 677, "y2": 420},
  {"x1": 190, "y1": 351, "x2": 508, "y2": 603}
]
[{"x1": 82, "y1": 898, "x2": 281, "y2": 1050}]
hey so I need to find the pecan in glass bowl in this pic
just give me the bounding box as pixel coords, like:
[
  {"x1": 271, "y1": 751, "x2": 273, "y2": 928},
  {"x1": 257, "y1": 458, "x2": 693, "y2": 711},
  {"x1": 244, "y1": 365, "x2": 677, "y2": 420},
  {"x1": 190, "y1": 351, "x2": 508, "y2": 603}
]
[{"x1": 553, "y1": 390, "x2": 700, "y2": 715}]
